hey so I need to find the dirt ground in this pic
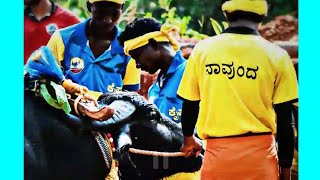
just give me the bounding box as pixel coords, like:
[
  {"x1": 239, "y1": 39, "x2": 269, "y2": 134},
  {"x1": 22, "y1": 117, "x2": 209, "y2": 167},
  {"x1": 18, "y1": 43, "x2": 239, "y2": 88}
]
[{"x1": 259, "y1": 15, "x2": 298, "y2": 42}]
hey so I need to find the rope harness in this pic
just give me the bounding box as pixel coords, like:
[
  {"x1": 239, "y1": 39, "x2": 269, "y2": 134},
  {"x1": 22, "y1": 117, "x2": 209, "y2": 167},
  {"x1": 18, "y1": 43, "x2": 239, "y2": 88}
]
[
  {"x1": 93, "y1": 131, "x2": 113, "y2": 170},
  {"x1": 120, "y1": 147, "x2": 186, "y2": 179},
  {"x1": 128, "y1": 148, "x2": 185, "y2": 157}
]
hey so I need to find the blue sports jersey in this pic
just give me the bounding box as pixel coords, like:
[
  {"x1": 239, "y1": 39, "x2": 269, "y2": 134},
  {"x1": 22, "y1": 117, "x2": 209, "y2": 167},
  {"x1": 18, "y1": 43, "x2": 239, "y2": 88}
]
[
  {"x1": 47, "y1": 19, "x2": 140, "y2": 93},
  {"x1": 148, "y1": 51, "x2": 186, "y2": 125}
]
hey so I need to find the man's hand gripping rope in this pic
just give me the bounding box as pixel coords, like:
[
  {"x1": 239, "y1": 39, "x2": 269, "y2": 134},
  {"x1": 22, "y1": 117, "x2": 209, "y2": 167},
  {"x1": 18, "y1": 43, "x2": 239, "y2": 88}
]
[{"x1": 62, "y1": 79, "x2": 115, "y2": 121}]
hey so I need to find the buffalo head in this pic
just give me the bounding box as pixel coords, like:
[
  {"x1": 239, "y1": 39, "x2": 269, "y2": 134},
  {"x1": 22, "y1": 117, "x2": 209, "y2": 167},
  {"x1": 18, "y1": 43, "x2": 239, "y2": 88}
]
[{"x1": 97, "y1": 91, "x2": 203, "y2": 180}]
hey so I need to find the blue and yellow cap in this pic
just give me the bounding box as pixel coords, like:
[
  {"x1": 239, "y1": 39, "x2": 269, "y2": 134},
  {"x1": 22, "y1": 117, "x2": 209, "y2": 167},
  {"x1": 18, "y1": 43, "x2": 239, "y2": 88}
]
[
  {"x1": 88, "y1": 0, "x2": 125, "y2": 4},
  {"x1": 222, "y1": 0, "x2": 268, "y2": 15}
]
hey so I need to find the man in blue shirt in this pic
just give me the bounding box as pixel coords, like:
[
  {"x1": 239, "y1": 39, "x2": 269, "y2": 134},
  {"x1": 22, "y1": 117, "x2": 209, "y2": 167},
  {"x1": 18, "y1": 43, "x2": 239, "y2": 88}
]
[
  {"x1": 47, "y1": 0, "x2": 140, "y2": 98},
  {"x1": 118, "y1": 18, "x2": 186, "y2": 126},
  {"x1": 118, "y1": 17, "x2": 200, "y2": 180}
]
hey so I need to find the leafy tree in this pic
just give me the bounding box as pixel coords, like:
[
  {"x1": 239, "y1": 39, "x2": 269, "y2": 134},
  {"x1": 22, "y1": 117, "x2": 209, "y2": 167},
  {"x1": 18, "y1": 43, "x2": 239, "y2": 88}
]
[{"x1": 52, "y1": 0, "x2": 298, "y2": 36}]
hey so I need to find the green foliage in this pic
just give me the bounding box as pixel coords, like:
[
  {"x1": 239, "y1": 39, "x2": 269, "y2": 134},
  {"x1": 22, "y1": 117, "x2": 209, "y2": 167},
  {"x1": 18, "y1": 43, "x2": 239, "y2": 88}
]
[
  {"x1": 266, "y1": 0, "x2": 298, "y2": 21},
  {"x1": 158, "y1": 0, "x2": 172, "y2": 11},
  {"x1": 52, "y1": 0, "x2": 298, "y2": 38},
  {"x1": 210, "y1": 18, "x2": 222, "y2": 35},
  {"x1": 118, "y1": 0, "x2": 140, "y2": 29},
  {"x1": 137, "y1": 0, "x2": 209, "y2": 40},
  {"x1": 209, "y1": 18, "x2": 228, "y2": 35},
  {"x1": 53, "y1": 0, "x2": 88, "y2": 21}
]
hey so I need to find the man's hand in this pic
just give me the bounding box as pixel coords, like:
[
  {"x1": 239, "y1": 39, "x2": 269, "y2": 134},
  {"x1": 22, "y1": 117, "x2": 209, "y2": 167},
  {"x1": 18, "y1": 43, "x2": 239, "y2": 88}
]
[
  {"x1": 279, "y1": 167, "x2": 291, "y2": 180},
  {"x1": 62, "y1": 79, "x2": 98, "y2": 107},
  {"x1": 180, "y1": 135, "x2": 202, "y2": 158},
  {"x1": 62, "y1": 79, "x2": 89, "y2": 95},
  {"x1": 82, "y1": 93, "x2": 98, "y2": 107}
]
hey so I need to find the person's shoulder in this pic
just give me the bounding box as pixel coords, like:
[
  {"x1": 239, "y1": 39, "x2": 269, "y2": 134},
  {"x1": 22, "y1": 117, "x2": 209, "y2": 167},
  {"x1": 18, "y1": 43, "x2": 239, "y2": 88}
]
[
  {"x1": 198, "y1": 35, "x2": 221, "y2": 44},
  {"x1": 192, "y1": 35, "x2": 224, "y2": 53},
  {"x1": 54, "y1": 5, "x2": 80, "y2": 20},
  {"x1": 58, "y1": 22, "x2": 80, "y2": 32},
  {"x1": 255, "y1": 36, "x2": 289, "y2": 58},
  {"x1": 53, "y1": 21, "x2": 80, "y2": 43}
]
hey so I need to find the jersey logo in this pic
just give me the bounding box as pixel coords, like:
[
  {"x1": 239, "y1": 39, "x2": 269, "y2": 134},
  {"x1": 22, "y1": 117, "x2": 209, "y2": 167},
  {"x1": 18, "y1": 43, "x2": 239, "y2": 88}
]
[
  {"x1": 107, "y1": 83, "x2": 122, "y2": 93},
  {"x1": 70, "y1": 57, "x2": 85, "y2": 74},
  {"x1": 168, "y1": 107, "x2": 182, "y2": 122},
  {"x1": 46, "y1": 23, "x2": 58, "y2": 35}
]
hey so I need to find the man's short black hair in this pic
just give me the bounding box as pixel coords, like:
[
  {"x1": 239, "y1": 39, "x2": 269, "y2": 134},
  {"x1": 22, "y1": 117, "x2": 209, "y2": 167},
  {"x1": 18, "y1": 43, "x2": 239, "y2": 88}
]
[
  {"x1": 224, "y1": 11, "x2": 265, "y2": 23},
  {"x1": 118, "y1": 18, "x2": 162, "y2": 46},
  {"x1": 220, "y1": 0, "x2": 265, "y2": 23}
]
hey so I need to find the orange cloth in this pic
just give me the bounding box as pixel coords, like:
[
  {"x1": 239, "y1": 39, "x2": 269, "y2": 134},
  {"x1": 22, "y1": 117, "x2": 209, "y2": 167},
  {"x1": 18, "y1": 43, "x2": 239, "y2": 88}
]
[{"x1": 201, "y1": 134, "x2": 278, "y2": 180}]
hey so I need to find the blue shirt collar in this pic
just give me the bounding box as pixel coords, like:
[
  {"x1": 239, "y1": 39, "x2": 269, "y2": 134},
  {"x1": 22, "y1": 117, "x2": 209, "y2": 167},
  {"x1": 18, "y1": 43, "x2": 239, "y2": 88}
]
[
  {"x1": 111, "y1": 26, "x2": 124, "y2": 55},
  {"x1": 164, "y1": 51, "x2": 186, "y2": 77},
  {"x1": 73, "y1": 18, "x2": 124, "y2": 55}
]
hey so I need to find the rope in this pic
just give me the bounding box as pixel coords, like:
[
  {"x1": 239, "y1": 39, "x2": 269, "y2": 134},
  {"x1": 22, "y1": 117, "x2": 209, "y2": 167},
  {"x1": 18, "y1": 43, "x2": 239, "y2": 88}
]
[
  {"x1": 73, "y1": 86, "x2": 89, "y2": 115},
  {"x1": 74, "y1": 94, "x2": 84, "y2": 115},
  {"x1": 128, "y1": 148, "x2": 185, "y2": 157}
]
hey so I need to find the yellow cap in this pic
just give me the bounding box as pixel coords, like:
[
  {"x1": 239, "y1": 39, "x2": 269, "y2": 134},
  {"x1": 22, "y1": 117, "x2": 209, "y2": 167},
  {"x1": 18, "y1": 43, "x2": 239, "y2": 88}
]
[
  {"x1": 123, "y1": 23, "x2": 180, "y2": 55},
  {"x1": 88, "y1": 0, "x2": 124, "y2": 4},
  {"x1": 222, "y1": 0, "x2": 268, "y2": 15}
]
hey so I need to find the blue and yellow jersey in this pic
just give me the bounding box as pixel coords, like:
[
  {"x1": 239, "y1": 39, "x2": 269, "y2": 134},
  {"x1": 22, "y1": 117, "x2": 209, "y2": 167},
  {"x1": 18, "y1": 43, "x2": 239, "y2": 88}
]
[
  {"x1": 148, "y1": 51, "x2": 186, "y2": 126},
  {"x1": 47, "y1": 19, "x2": 140, "y2": 94},
  {"x1": 177, "y1": 28, "x2": 298, "y2": 139}
]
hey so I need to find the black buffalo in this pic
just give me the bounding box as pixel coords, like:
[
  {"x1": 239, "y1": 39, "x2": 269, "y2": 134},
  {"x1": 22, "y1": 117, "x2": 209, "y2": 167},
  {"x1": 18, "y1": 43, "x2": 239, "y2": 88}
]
[{"x1": 24, "y1": 86, "x2": 202, "y2": 180}]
